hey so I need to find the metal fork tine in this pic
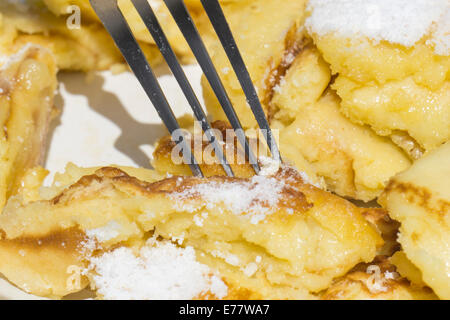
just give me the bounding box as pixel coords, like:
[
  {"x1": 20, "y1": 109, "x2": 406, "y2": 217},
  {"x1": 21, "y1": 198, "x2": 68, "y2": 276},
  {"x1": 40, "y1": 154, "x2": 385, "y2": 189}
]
[
  {"x1": 163, "y1": 0, "x2": 261, "y2": 174},
  {"x1": 200, "y1": 0, "x2": 282, "y2": 162},
  {"x1": 89, "y1": 0, "x2": 203, "y2": 177},
  {"x1": 130, "y1": 0, "x2": 234, "y2": 177}
]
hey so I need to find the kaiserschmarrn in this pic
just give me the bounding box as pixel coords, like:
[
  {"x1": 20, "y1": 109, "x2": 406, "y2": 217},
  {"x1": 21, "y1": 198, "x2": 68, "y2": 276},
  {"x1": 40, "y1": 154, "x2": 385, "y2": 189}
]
[
  {"x1": 306, "y1": 0, "x2": 450, "y2": 156},
  {"x1": 0, "y1": 0, "x2": 447, "y2": 301},
  {"x1": 0, "y1": 44, "x2": 57, "y2": 211},
  {"x1": 0, "y1": 163, "x2": 382, "y2": 299},
  {"x1": 200, "y1": 0, "x2": 423, "y2": 201}
]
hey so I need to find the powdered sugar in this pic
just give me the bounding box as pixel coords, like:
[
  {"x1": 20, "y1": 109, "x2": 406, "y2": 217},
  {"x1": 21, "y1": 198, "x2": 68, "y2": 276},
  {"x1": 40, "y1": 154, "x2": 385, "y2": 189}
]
[
  {"x1": 171, "y1": 175, "x2": 286, "y2": 224},
  {"x1": 306, "y1": 0, "x2": 450, "y2": 55},
  {"x1": 87, "y1": 239, "x2": 228, "y2": 300},
  {"x1": 428, "y1": 6, "x2": 450, "y2": 55},
  {"x1": 258, "y1": 156, "x2": 281, "y2": 176},
  {"x1": 78, "y1": 236, "x2": 97, "y2": 258}
]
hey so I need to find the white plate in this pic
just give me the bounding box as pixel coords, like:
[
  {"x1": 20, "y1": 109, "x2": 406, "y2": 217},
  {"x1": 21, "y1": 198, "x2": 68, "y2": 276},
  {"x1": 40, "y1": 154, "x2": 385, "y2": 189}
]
[{"x1": 0, "y1": 64, "x2": 204, "y2": 300}]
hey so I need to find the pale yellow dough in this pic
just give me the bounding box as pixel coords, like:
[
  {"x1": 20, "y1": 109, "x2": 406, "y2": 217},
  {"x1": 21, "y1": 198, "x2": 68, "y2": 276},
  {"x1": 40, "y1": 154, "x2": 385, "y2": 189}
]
[
  {"x1": 312, "y1": 34, "x2": 450, "y2": 155},
  {"x1": 0, "y1": 45, "x2": 57, "y2": 210},
  {"x1": 379, "y1": 142, "x2": 450, "y2": 300}
]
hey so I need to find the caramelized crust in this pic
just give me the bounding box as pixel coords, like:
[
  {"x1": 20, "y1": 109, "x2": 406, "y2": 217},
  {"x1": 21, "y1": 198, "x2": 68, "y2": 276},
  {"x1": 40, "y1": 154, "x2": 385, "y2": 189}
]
[
  {"x1": 263, "y1": 33, "x2": 313, "y2": 121},
  {"x1": 152, "y1": 121, "x2": 257, "y2": 178},
  {"x1": 152, "y1": 120, "x2": 324, "y2": 188},
  {"x1": 379, "y1": 142, "x2": 450, "y2": 299},
  {"x1": 0, "y1": 227, "x2": 89, "y2": 299},
  {"x1": 384, "y1": 181, "x2": 450, "y2": 220}
]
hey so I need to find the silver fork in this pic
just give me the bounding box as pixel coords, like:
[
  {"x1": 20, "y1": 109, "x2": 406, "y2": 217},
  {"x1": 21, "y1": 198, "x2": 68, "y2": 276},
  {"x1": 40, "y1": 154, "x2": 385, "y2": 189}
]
[{"x1": 89, "y1": 0, "x2": 281, "y2": 177}]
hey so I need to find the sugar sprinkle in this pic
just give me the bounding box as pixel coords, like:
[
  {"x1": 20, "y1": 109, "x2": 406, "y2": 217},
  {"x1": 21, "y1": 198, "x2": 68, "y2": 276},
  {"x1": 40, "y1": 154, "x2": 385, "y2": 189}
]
[
  {"x1": 306, "y1": 0, "x2": 450, "y2": 55},
  {"x1": 171, "y1": 175, "x2": 286, "y2": 224},
  {"x1": 87, "y1": 239, "x2": 228, "y2": 300}
]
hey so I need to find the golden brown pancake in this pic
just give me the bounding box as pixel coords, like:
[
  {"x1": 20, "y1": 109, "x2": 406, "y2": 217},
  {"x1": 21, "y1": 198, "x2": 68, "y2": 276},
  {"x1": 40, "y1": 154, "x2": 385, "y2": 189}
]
[
  {"x1": 379, "y1": 141, "x2": 450, "y2": 299},
  {"x1": 0, "y1": 163, "x2": 382, "y2": 299},
  {"x1": 0, "y1": 0, "x2": 444, "y2": 301},
  {"x1": 199, "y1": 0, "x2": 413, "y2": 201}
]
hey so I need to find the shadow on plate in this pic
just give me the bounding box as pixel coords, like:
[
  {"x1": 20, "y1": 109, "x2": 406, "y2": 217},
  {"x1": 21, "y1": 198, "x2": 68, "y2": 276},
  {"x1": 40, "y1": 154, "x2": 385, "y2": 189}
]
[{"x1": 58, "y1": 71, "x2": 169, "y2": 168}]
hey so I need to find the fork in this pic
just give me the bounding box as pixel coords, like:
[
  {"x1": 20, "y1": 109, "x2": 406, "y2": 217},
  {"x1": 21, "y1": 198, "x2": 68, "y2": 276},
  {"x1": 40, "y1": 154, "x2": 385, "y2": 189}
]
[{"x1": 89, "y1": 0, "x2": 281, "y2": 177}]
